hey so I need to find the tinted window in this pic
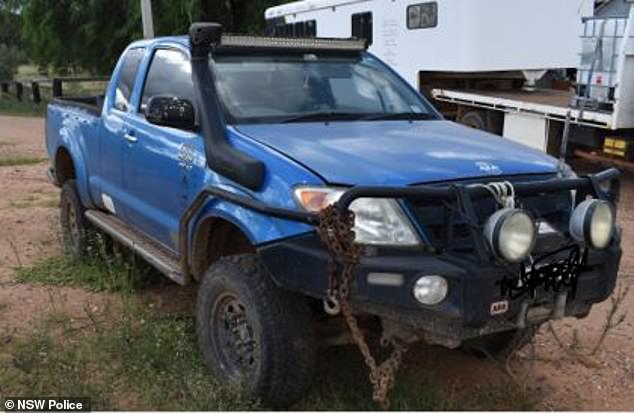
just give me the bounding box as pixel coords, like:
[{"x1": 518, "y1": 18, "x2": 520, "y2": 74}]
[
  {"x1": 114, "y1": 48, "x2": 144, "y2": 111},
  {"x1": 352, "y1": 12, "x2": 373, "y2": 45},
  {"x1": 140, "y1": 49, "x2": 195, "y2": 114}
]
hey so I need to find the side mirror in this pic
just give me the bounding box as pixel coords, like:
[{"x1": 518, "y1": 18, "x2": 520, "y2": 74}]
[{"x1": 146, "y1": 95, "x2": 196, "y2": 130}]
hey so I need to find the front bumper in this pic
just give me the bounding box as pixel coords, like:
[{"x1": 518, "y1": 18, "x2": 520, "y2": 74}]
[
  {"x1": 258, "y1": 232, "x2": 622, "y2": 342},
  {"x1": 181, "y1": 168, "x2": 621, "y2": 343}
]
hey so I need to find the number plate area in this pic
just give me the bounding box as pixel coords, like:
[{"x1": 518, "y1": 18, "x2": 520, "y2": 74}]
[{"x1": 497, "y1": 245, "x2": 587, "y2": 301}]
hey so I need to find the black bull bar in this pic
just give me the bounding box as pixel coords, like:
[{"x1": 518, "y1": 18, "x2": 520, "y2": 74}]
[{"x1": 178, "y1": 168, "x2": 621, "y2": 282}]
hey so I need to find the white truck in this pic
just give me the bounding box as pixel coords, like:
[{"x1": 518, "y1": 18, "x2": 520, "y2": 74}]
[{"x1": 265, "y1": 0, "x2": 634, "y2": 166}]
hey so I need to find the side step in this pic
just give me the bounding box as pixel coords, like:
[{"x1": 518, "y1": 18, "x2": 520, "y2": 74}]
[{"x1": 85, "y1": 210, "x2": 186, "y2": 285}]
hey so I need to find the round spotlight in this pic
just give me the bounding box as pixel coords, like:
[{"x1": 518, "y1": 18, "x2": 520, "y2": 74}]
[
  {"x1": 413, "y1": 275, "x2": 448, "y2": 305},
  {"x1": 569, "y1": 199, "x2": 615, "y2": 249},
  {"x1": 484, "y1": 208, "x2": 536, "y2": 263}
]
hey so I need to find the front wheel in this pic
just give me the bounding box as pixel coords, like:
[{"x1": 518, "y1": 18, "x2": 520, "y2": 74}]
[{"x1": 196, "y1": 254, "x2": 316, "y2": 408}]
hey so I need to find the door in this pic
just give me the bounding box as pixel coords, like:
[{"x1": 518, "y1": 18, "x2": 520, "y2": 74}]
[
  {"x1": 123, "y1": 48, "x2": 203, "y2": 252},
  {"x1": 98, "y1": 47, "x2": 145, "y2": 217}
]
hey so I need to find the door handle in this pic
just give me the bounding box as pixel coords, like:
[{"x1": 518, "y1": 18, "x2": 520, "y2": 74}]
[{"x1": 124, "y1": 131, "x2": 138, "y2": 143}]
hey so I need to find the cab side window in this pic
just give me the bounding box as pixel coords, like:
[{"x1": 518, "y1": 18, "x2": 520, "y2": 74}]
[
  {"x1": 114, "y1": 48, "x2": 144, "y2": 112},
  {"x1": 140, "y1": 49, "x2": 195, "y2": 115}
]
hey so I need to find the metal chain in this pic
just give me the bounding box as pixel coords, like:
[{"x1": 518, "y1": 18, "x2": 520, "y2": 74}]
[{"x1": 317, "y1": 205, "x2": 408, "y2": 410}]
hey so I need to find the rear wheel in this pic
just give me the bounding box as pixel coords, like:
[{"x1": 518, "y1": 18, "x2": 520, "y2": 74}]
[
  {"x1": 459, "y1": 110, "x2": 488, "y2": 130},
  {"x1": 461, "y1": 326, "x2": 538, "y2": 359},
  {"x1": 196, "y1": 254, "x2": 316, "y2": 408},
  {"x1": 60, "y1": 180, "x2": 91, "y2": 258},
  {"x1": 458, "y1": 109, "x2": 504, "y2": 135}
]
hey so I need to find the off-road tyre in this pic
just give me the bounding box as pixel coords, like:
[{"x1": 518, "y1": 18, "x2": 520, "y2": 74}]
[
  {"x1": 461, "y1": 326, "x2": 538, "y2": 359},
  {"x1": 196, "y1": 254, "x2": 316, "y2": 408},
  {"x1": 60, "y1": 180, "x2": 91, "y2": 259}
]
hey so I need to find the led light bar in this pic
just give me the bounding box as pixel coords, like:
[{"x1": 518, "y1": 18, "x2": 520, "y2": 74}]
[{"x1": 219, "y1": 34, "x2": 367, "y2": 51}]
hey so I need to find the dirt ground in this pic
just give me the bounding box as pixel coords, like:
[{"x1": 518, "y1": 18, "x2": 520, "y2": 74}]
[
  {"x1": 0, "y1": 116, "x2": 116, "y2": 338},
  {"x1": 0, "y1": 114, "x2": 632, "y2": 410}
]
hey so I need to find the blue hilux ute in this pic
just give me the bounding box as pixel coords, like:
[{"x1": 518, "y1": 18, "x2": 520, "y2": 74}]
[{"x1": 46, "y1": 23, "x2": 622, "y2": 407}]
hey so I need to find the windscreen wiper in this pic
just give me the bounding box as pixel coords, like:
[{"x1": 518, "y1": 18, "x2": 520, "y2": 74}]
[
  {"x1": 362, "y1": 112, "x2": 437, "y2": 121},
  {"x1": 281, "y1": 111, "x2": 366, "y2": 123}
]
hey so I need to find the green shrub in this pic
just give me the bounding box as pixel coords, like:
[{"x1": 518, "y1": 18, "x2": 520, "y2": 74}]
[{"x1": 0, "y1": 43, "x2": 23, "y2": 80}]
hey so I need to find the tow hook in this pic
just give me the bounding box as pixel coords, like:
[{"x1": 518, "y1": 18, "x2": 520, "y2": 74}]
[{"x1": 323, "y1": 297, "x2": 341, "y2": 315}]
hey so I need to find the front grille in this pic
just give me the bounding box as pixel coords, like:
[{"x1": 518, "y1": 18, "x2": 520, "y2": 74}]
[{"x1": 407, "y1": 176, "x2": 573, "y2": 254}]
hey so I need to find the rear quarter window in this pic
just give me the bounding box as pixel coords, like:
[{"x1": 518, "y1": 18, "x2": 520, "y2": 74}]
[{"x1": 114, "y1": 48, "x2": 145, "y2": 112}]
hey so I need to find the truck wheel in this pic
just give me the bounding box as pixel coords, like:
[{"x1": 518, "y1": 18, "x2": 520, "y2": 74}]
[
  {"x1": 196, "y1": 254, "x2": 316, "y2": 408},
  {"x1": 459, "y1": 110, "x2": 487, "y2": 131},
  {"x1": 60, "y1": 180, "x2": 91, "y2": 258},
  {"x1": 461, "y1": 326, "x2": 537, "y2": 359}
]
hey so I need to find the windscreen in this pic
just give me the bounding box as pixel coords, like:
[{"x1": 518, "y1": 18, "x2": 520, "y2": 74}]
[{"x1": 211, "y1": 53, "x2": 437, "y2": 124}]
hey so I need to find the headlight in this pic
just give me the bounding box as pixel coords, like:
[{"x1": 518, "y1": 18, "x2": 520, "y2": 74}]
[
  {"x1": 294, "y1": 186, "x2": 421, "y2": 246},
  {"x1": 484, "y1": 208, "x2": 536, "y2": 263},
  {"x1": 413, "y1": 275, "x2": 448, "y2": 305},
  {"x1": 569, "y1": 199, "x2": 615, "y2": 249}
]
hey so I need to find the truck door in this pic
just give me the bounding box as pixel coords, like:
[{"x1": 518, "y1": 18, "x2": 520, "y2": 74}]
[
  {"x1": 122, "y1": 47, "x2": 202, "y2": 252},
  {"x1": 98, "y1": 48, "x2": 145, "y2": 217}
]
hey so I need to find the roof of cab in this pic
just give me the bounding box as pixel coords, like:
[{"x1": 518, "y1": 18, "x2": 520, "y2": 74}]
[{"x1": 128, "y1": 35, "x2": 190, "y2": 50}]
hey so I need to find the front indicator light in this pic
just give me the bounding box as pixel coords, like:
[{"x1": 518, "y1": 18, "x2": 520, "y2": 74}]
[
  {"x1": 484, "y1": 208, "x2": 536, "y2": 263},
  {"x1": 413, "y1": 275, "x2": 448, "y2": 305},
  {"x1": 367, "y1": 272, "x2": 404, "y2": 287},
  {"x1": 569, "y1": 199, "x2": 615, "y2": 249}
]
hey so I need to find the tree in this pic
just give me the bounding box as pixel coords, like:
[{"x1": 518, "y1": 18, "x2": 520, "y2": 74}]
[
  {"x1": 0, "y1": 0, "x2": 26, "y2": 80},
  {"x1": 0, "y1": 44, "x2": 22, "y2": 79},
  {"x1": 18, "y1": 0, "x2": 290, "y2": 75},
  {"x1": 19, "y1": 0, "x2": 140, "y2": 74}
]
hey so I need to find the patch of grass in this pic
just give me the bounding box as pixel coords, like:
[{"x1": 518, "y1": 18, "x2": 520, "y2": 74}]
[
  {"x1": 41, "y1": 198, "x2": 60, "y2": 208},
  {"x1": 15, "y1": 229, "x2": 172, "y2": 293},
  {"x1": 9, "y1": 194, "x2": 59, "y2": 209},
  {"x1": 107, "y1": 310, "x2": 257, "y2": 410},
  {"x1": 0, "y1": 155, "x2": 46, "y2": 167},
  {"x1": 0, "y1": 94, "x2": 47, "y2": 117},
  {"x1": 0, "y1": 304, "x2": 258, "y2": 410},
  {"x1": 298, "y1": 345, "x2": 453, "y2": 410},
  {"x1": 455, "y1": 381, "x2": 542, "y2": 411},
  {"x1": 9, "y1": 193, "x2": 59, "y2": 209},
  {"x1": 15, "y1": 249, "x2": 154, "y2": 293}
]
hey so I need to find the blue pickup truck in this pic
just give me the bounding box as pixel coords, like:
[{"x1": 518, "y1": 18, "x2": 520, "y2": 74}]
[{"x1": 46, "y1": 23, "x2": 622, "y2": 407}]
